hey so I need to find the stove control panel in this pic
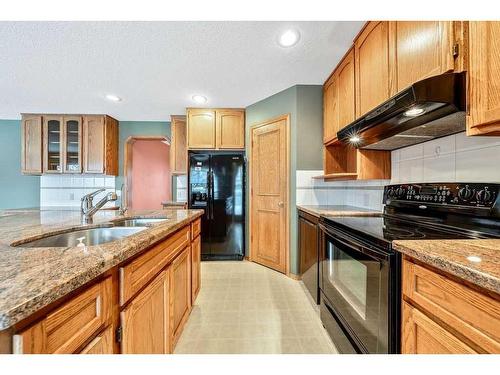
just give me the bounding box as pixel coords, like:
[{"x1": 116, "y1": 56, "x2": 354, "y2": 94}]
[{"x1": 384, "y1": 183, "x2": 500, "y2": 208}]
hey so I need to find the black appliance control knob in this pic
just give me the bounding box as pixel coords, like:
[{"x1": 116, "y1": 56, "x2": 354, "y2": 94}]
[
  {"x1": 458, "y1": 186, "x2": 474, "y2": 201},
  {"x1": 387, "y1": 188, "x2": 395, "y2": 198},
  {"x1": 396, "y1": 187, "x2": 406, "y2": 198},
  {"x1": 476, "y1": 189, "x2": 493, "y2": 204}
]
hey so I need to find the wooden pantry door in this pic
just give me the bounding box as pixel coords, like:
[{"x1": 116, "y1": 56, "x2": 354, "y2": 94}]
[{"x1": 249, "y1": 115, "x2": 289, "y2": 274}]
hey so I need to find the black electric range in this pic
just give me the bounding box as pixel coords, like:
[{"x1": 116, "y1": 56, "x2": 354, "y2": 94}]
[{"x1": 318, "y1": 182, "x2": 500, "y2": 354}]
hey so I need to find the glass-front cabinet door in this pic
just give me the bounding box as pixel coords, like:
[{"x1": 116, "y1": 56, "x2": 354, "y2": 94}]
[
  {"x1": 63, "y1": 116, "x2": 82, "y2": 173},
  {"x1": 43, "y1": 116, "x2": 63, "y2": 173}
]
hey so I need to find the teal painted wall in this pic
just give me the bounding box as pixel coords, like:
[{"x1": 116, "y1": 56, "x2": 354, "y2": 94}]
[
  {"x1": 245, "y1": 85, "x2": 323, "y2": 275},
  {"x1": 0, "y1": 120, "x2": 40, "y2": 209}
]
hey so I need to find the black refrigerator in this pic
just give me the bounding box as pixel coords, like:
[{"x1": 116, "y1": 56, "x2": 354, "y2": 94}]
[{"x1": 188, "y1": 151, "x2": 245, "y2": 260}]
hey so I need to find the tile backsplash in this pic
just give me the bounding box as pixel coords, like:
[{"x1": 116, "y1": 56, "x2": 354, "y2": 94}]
[
  {"x1": 391, "y1": 132, "x2": 500, "y2": 184},
  {"x1": 297, "y1": 132, "x2": 500, "y2": 211},
  {"x1": 40, "y1": 175, "x2": 116, "y2": 208},
  {"x1": 175, "y1": 175, "x2": 187, "y2": 202},
  {"x1": 296, "y1": 170, "x2": 389, "y2": 211}
]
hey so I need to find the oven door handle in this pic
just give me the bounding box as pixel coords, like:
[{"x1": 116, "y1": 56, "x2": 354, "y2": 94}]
[{"x1": 319, "y1": 224, "x2": 390, "y2": 261}]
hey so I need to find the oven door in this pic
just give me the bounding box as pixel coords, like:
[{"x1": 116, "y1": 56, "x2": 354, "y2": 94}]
[{"x1": 319, "y1": 224, "x2": 390, "y2": 353}]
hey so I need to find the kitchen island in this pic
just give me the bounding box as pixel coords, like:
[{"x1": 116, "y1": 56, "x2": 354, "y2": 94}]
[{"x1": 0, "y1": 208, "x2": 203, "y2": 354}]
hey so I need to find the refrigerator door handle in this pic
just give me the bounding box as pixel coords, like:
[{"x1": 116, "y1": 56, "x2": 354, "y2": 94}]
[{"x1": 210, "y1": 170, "x2": 215, "y2": 220}]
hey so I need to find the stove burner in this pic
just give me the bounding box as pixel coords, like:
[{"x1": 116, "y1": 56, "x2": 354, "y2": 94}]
[{"x1": 383, "y1": 226, "x2": 426, "y2": 239}]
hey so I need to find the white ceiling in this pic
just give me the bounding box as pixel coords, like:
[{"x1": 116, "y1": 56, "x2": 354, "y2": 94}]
[{"x1": 0, "y1": 21, "x2": 364, "y2": 121}]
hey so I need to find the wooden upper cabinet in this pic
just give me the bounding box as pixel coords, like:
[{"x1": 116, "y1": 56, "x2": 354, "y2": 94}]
[
  {"x1": 355, "y1": 21, "x2": 391, "y2": 118},
  {"x1": 121, "y1": 270, "x2": 171, "y2": 354},
  {"x1": 170, "y1": 115, "x2": 187, "y2": 174},
  {"x1": 216, "y1": 109, "x2": 245, "y2": 149},
  {"x1": 83, "y1": 115, "x2": 118, "y2": 175},
  {"x1": 187, "y1": 109, "x2": 216, "y2": 149},
  {"x1": 467, "y1": 21, "x2": 500, "y2": 135},
  {"x1": 43, "y1": 115, "x2": 63, "y2": 173},
  {"x1": 21, "y1": 115, "x2": 43, "y2": 174},
  {"x1": 187, "y1": 108, "x2": 245, "y2": 149},
  {"x1": 336, "y1": 48, "x2": 356, "y2": 132},
  {"x1": 323, "y1": 77, "x2": 338, "y2": 144},
  {"x1": 390, "y1": 21, "x2": 455, "y2": 93},
  {"x1": 63, "y1": 116, "x2": 83, "y2": 173}
]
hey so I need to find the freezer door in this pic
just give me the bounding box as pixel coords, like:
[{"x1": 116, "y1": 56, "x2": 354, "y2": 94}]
[
  {"x1": 188, "y1": 153, "x2": 211, "y2": 256},
  {"x1": 209, "y1": 154, "x2": 245, "y2": 259}
]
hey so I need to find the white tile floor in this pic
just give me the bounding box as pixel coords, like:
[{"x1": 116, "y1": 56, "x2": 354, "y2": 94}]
[{"x1": 174, "y1": 261, "x2": 337, "y2": 354}]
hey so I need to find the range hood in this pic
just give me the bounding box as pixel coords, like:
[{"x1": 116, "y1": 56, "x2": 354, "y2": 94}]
[{"x1": 337, "y1": 72, "x2": 466, "y2": 150}]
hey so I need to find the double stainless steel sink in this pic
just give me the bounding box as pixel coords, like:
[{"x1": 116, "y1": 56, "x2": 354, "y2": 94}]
[{"x1": 17, "y1": 217, "x2": 169, "y2": 248}]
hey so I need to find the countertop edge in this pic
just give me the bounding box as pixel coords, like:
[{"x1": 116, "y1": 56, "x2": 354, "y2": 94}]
[
  {"x1": 393, "y1": 241, "x2": 500, "y2": 296},
  {"x1": 0, "y1": 210, "x2": 203, "y2": 331}
]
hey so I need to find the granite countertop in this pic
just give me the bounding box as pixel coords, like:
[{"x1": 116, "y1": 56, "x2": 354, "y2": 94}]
[
  {"x1": 297, "y1": 205, "x2": 381, "y2": 218},
  {"x1": 393, "y1": 239, "x2": 500, "y2": 295},
  {"x1": 0, "y1": 208, "x2": 203, "y2": 330}
]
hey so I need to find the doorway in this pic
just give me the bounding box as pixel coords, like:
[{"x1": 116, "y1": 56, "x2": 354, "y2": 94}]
[
  {"x1": 249, "y1": 114, "x2": 290, "y2": 274},
  {"x1": 124, "y1": 136, "x2": 172, "y2": 210}
]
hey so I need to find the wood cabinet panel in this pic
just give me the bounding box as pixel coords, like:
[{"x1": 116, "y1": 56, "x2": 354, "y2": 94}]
[
  {"x1": 355, "y1": 21, "x2": 391, "y2": 117},
  {"x1": 170, "y1": 115, "x2": 187, "y2": 174},
  {"x1": 187, "y1": 109, "x2": 216, "y2": 149},
  {"x1": 191, "y1": 235, "x2": 201, "y2": 304},
  {"x1": 402, "y1": 302, "x2": 477, "y2": 354},
  {"x1": 83, "y1": 115, "x2": 105, "y2": 173},
  {"x1": 120, "y1": 226, "x2": 190, "y2": 306},
  {"x1": 62, "y1": 116, "x2": 83, "y2": 173},
  {"x1": 79, "y1": 325, "x2": 114, "y2": 354},
  {"x1": 390, "y1": 21, "x2": 454, "y2": 92},
  {"x1": 42, "y1": 115, "x2": 63, "y2": 174},
  {"x1": 121, "y1": 270, "x2": 170, "y2": 354},
  {"x1": 216, "y1": 109, "x2": 245, "y2": 149},
  {"x1": 21, "y1": 115, "x2": 43, "y2": 174},
  {"x1": 13, "y1": 277, "x2": 112, "y2": 354},
  {"x1": 467, "y1": 21, "x2": 500, "y2": 135},
  {"x1": 403, "y1": 259, "x2": 500, "y2": 353},
  {"x1": 191, "y1": 218, "x2": 201, "y2": 240},
  {"x1": 169, "y1": 247, "x2": 191, "y2": 348},
  {"x1": 323, "y1": 79, "x2": 337, "y2": 143}
]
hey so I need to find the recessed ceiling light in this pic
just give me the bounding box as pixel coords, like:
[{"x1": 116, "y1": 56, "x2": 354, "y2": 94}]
[
  {"x1": 192, "y1": 95, "x2": 208, "y2": 104},
  {"x1": 278, "y1": 29, "x2": 300, "y2": 48},
  {"x1": 404, "y1": 107, "x2": 425, "y2": 117},
  {"x1": 105, "y1": 94, "x2": 122, "y2": 102}
]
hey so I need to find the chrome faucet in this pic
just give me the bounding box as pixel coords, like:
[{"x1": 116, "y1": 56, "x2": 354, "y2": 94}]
[
  {"x1": 81, "y1": 188, "x2": 117, "y2": 224},
  {"x1": 118, "y1": 183, "x2": 127, "y2": 215}
]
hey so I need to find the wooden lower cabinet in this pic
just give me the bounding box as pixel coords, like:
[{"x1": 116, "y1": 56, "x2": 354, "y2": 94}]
[
  {"x1": 402, "y1": 257, "x2": 500, "y2": 353},
  {"x1": 191, "y1": 235, "x2": 201, "y2": 304},
  {"x1": 298, "y1": 210, "x2": 319, "y2": 304},
  {"x1": 121, "y1": 270, "x2": 171, "y2": 354},
  {"x1": 402, "y1": 302, "x2": 477, "y2": 354},
  {"x1": 10, "y1": 218, "x2": 202, "y2": 354},
  {"x1": 170, "y1": 247, "x2": 192, "y2": 348},
  {"x1": 13, "y1": 277, "x2": 112, "y2": 354},
  {"x1": 79, "y1": 325, "x2": 114, "y2": 354}
]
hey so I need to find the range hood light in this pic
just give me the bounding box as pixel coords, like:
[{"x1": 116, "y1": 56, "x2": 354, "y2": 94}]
[
  {"x1": 349, "y1": 135, "x2": 362, "y2": 144},
  {"x1": 404, "y1": 107, "x2": 425, "y2": 117}
]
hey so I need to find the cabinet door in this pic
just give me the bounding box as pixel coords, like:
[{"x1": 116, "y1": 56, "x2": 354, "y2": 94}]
[
  {"x1": 63, "y1": 116, "x2": 82, "y2": 173},
  {"x1": 43, "y1": 115, "x2": 63, "y2": 173},
  {"x1": 83, "y1": 115, "x2": 105, "y2": 173},
  {"x1": 21, "y1": 116, "x2": 43, "y2": 174},
  {"x1": 170, "y1": 247, "x2": 191, "y2": 348},
  {"x1": 216, "y1": 110, "x2": 245, "y2": 149},
  {"x1": 391, "y1": 21, "x2": 454, "y2": 93},
  {"x1": 355, "y1": 21, "x2": 391, "y2": 117},
  {"x1": 191, "y1": 235, "x2": 201, "y2": 304},
  {"x1": 13, "y1": 278, "x2": 112, "y2": 354},
  {"x1": 79, "y1": 325, "x2": 114, "y2": 354},
  {"x1": 402, "y1": 302, "x2": 477, "y2": 354},
  {"x1": 336, "y1": 48, "x2": 356, "y2": 132},
  {"x1": 323, "y1": 78, "x2": 338, "y2": 143},
  {"x1": 121, "y1": 270, "x2": 170, "y2": 354},
  {"x1": 170, "y1": 115, "x2": 187, "y2": 174},
  {"x1": 299, "y1": 215, "x2": 319, "y2": 303},
  {"x1": 187, "y1": 109, "x2": 216, "y2": 149},
  {"x1": 467, "y1": 21, "x2": 500, "y2": 135}
]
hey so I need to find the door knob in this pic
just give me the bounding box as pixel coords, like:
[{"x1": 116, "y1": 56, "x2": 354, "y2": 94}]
[{"x1": 278, "y1": 201, "x2": 284, "y2": 207}]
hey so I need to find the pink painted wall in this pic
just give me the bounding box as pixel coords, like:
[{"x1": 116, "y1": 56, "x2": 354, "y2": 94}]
[{"x1": 130, "y1": 139, "x2": 171, "y2": 210}]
